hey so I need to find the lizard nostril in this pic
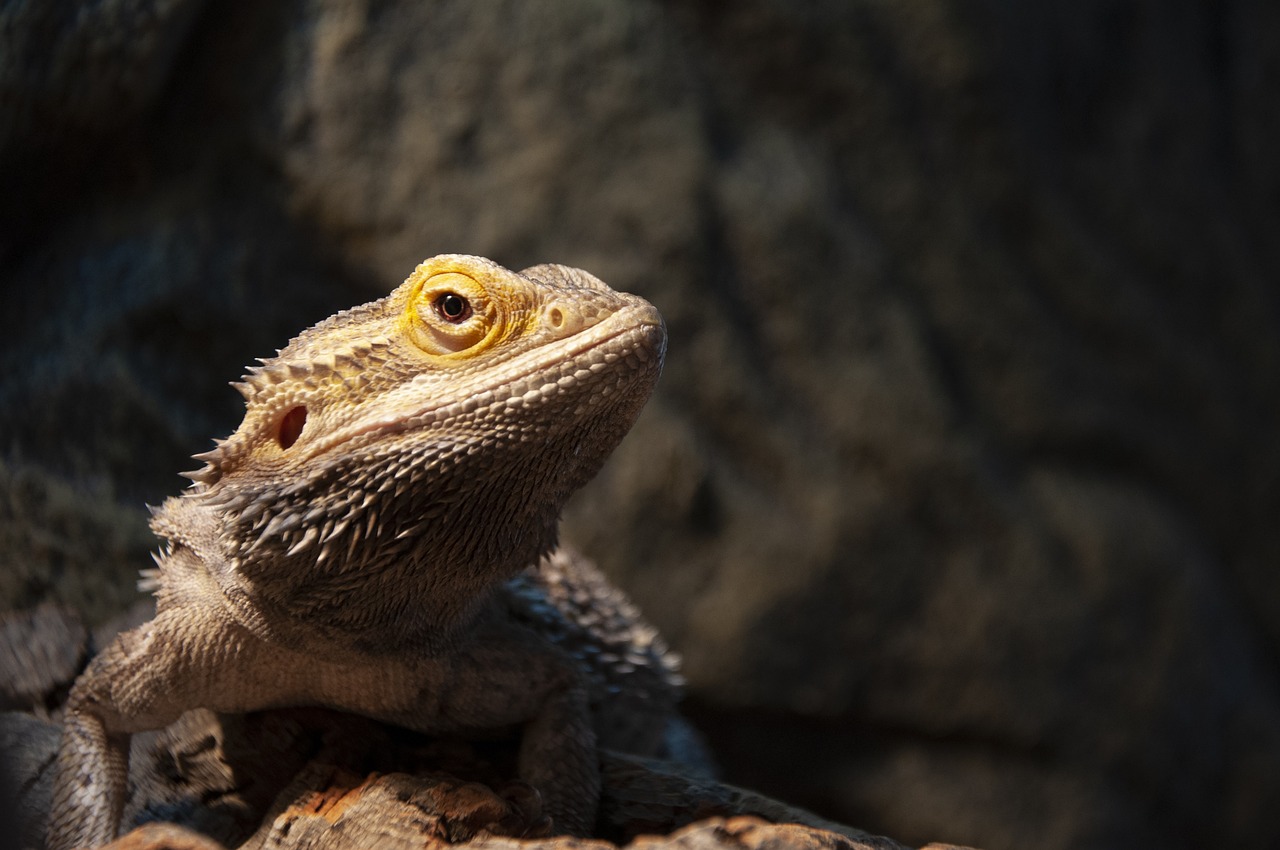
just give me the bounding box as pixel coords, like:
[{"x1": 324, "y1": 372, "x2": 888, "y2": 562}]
[
  {"x1": 544, "y1": 303, "x2": 593, "y2": 336},
  {"x1": 277, "y1": 405, "x2": 307, "y2": 450}
]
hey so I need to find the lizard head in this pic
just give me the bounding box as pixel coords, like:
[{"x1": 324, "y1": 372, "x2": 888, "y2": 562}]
[{"x1": 156, "y1": 255, "x2": 665, "y2": 645}]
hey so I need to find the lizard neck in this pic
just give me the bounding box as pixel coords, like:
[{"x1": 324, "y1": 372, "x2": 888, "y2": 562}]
[{"x1": 150, "y1": 422, "x2": 588, "y2": 657}]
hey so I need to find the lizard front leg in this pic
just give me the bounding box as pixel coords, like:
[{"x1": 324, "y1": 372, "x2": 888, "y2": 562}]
[
  {"x1": 46, "y1": 618, "x2": 187, "y2": 850},
  {"x1": 445, "y1": 636, "x2": 600, "y2": 835},
  {"x1": 514, "y1": 672, "x2": 600, "y2": 835},
  {"x1": 46, "y1": 687, "x2": 131, "y2": 850},
  {"x1": 45, "y1": 606, "x2": 271, "y2": 850},
  {"x1": 368, "y1": 619, "x2": 601, "y2": 835}
]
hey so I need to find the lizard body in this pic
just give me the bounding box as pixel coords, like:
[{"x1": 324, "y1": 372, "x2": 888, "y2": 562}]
[{"x1": 46, "y1": 255, "x2": 670, "y2": 848}]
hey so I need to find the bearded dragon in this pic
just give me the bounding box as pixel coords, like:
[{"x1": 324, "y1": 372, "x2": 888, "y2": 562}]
[{"x1": 45, "y1": 255, "x2": 671, "y2": 849}]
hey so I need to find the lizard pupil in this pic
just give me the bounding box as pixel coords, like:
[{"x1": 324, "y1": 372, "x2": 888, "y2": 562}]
[{"x1": 435, "y1": 293, "x2": 471, "y2": 323}]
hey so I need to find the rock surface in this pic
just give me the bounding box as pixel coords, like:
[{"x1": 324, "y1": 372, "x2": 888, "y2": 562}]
[{"x1": 3, "y1": 3, "x2": 1279, "y2": 850}]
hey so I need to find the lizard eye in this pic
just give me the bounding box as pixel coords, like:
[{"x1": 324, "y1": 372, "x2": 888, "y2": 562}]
[
  {"x1": 434, "y1": 292, "x2": 471, "y2": 323},
  {"x1": 407, "y1": 271, "x2": 498, "y2": 356}
]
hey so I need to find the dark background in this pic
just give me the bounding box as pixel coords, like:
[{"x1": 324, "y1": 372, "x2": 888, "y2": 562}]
[{"x1": 3, "y1": 2, "x2": 1278, "y2": 849}]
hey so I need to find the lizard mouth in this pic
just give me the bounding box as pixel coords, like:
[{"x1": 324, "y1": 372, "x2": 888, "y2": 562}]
[{"x1": 298, "y1": 304, "x2": 665, "y2": 465}]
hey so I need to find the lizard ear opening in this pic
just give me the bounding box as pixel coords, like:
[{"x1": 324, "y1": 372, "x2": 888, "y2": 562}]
[{"x1": 277, "y1": 405, "x2": 307, "y2": 450}]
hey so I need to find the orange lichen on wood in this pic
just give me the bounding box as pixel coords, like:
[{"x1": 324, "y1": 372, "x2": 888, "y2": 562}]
[{"x1": 290, "y1": 768, "x2": 371, "y2": 823}]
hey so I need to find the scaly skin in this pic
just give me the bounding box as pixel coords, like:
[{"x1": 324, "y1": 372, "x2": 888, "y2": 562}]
[{"x1": 46, "y1": 255, "x2": 667, "y2": 849}]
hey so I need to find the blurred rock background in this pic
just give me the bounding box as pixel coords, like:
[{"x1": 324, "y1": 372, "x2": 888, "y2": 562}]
[{"x1": 2, "y1": 2, "x2": 1278, "y2": 849}]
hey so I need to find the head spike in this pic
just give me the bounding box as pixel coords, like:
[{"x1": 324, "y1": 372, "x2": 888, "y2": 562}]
[
  {"x1": 179, "y1": 467, "x2": 217, "y2": 484},
  {"x1": 137, "y1": 567, "x2": 162, "y2": 594}
]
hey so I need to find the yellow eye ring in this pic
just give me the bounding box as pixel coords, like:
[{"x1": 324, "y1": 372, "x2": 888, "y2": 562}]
[
  {"x1": 399, "y1": 259, "x2": 540, "y2": 359},
  {"x1": 404, "y1": 272, "x2": 494, "y2": 356}
]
